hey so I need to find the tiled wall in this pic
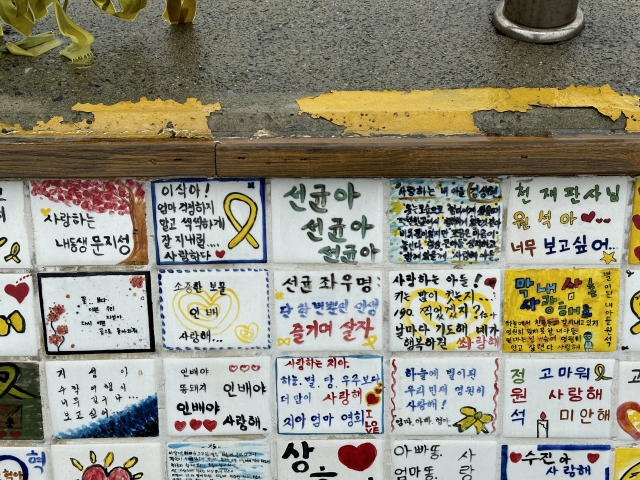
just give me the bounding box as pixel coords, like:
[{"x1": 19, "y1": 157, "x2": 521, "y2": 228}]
[{"x1": 1, "y1": 176, "x2": 639, "y2": 480}]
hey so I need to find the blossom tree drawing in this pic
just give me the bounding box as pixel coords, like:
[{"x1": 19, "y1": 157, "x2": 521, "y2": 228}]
[{"x1": 30, "y1": 180, "x2": 148, "y2": 265}]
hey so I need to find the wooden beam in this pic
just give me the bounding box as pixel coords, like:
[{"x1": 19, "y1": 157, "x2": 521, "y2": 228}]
[
  {"x1": 2, "y1": 135, "x2": 640, "y2": 179},
  {"x1": 0, "y1": 139, "x2": 215, "y2": 178},
  {"x1": 215, "y1": 136, "x2": 640, "y2": 177}
]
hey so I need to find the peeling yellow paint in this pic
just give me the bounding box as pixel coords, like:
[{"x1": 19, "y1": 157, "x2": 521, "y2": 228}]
[
  {"x1": 0, "y1": 97, "x2": 221, "y2": 138},
  {"x1": 297, "y1": 85, "x2": 640, "y2": 136}
]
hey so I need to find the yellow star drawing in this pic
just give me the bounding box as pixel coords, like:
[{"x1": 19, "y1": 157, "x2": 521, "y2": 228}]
[{"x1": 600, "y1": 251, "x2": 616, "y2": 264}]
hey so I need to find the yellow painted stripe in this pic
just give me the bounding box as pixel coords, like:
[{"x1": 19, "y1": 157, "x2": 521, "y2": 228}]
[
  {"x1": 297, "y1": 85, "x2": 640, "y2": 136},
  {"x1": 0, "y1": 97, "x2": 220, "y2": 138}
]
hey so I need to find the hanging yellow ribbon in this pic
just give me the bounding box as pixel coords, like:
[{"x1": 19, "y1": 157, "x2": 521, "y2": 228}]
[
  {"x1": 453, "y1": 406, "x2": 493, "y2": 434},
  {"x1": 163, "y1": 0, "x2": 196, "y2": 24},
  {"x1": 0, "y1": 363, "x2": 37, "y2": 400},
  {"x1": 52, "y1": 0, "x2": 94, "y2": 63},
  {"x1": 90, "y1": 0, "x2": 147, "y2": 20},
  {"x1": 0, "y1": 311, "x2": 26, "y2": 337},
  {"x1": 0, "y1": 0, "x2": 35, "y2": 36}
]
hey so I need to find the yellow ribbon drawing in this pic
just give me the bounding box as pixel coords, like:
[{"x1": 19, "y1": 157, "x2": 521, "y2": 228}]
[
  {"x1": 277, "y1": 337, "x2": 291, "y2": 346},
  {"x1": 0, "y1": 311, "x2": 26, "y2": 336},
  {"x1": 362, "y1": 335, "x2": 378, "y2": 349},
  {"x1": 4, "y1": 242, "x2": 21, "y2": 263},
  {"x1": 223, "y1": 193, "x2": 259, "y2": 249},
  {"x1": 0, "y1": 364, "x2": 36, "y2": 400},
  {"x1": 453, "y1": 406, "x2": 493, "y2": 434},
  {"x1": 595, "y1": 363, "x2": 612, "y2": 381}
]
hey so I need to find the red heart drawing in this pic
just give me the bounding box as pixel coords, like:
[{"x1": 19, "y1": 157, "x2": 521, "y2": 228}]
[
  {"x1": 587, "y1": 453, "x2": 600, "y2": 464},
  {"x1": 0, "y1": 431, "x2": 6, "y2": 439},
  {"x1": 581, "y1": 211, "x2": 596, "y2": 223},
  {"x1": 617, "y1": 401, "x2": 640, "y2": 440},
  {"x1": 203, "y1": 419, "x2": 217, "y2": 431},
  {"x1": 635, "y1": 247, "x2": 640, "y2": 262},
  {"x1": 596, "y1": 218, "x2": 603, "y2": 223},
  {"x1": 9, "y1": 431, "x2": 21, "y2": 438},
  {"x1": 240, "y1": 365, "x2": 250, "y2": 372},
  {"x1": 4, "y1": 282, "x2": 29, "y2": 304},
  {"x1": 229, "y1": 365, "x2": 238, "y2": 372},
  {"x1": 509, "y1": 452, "x2": 522, "y2": 463},
  {"x1": 251, "y1": 365, "x2": 261, "y2": 371},
  {"x1": 190, "y1": 419, "x2": 203, "y2": 431},
  {"x1": 484, "y1": 277, "x2": 497, "y2": 289},
  {"x1": 374, "y1": 386, "x2": 383, "y2": 394},
  {"x1": 215, "y1": 250, "x2": 226, "y2": 258},
  {"x1": 365, "y1": 392, "x2": 380, "y2": 406},
  {"x1": 633, "y1": 214, "x2": 640, "y2": 230},
  {"x1": 82, "y1": 465, "x2": 108, "y2": 480},
  {"x1": 338, "y1": 443, "x2": 377, "y2": 471},
  {"x1": 603, "y1": 218, "x2": 611, "y2": 223},
  {"x1": 174, "y1": 420, "x2": 187, "y2": 432}
]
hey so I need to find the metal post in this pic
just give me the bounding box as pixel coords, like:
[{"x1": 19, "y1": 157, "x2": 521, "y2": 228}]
[{"x1": 493, "y1": 0, "x2": 585, "y2": 43}]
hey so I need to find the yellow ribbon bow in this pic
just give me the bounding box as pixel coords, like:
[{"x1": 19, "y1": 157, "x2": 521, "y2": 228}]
[
  {"x1": 453, "y1": 406, "x2": 493, "y2": 434},
  {"x1": 0, "y1": 311, "x2": 25, "y2": 337}
]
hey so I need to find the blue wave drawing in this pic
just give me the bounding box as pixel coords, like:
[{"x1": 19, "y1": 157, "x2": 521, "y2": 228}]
[{"x1": 55, "y1": 395, "x2": 159, "y2": 439}]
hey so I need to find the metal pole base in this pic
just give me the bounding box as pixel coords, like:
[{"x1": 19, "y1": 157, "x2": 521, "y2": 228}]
[{"x1": 493, "y1": 0, "x2": 585, "y2": 43}]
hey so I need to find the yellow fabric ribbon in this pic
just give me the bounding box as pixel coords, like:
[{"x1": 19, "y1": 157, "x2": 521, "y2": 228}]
[
  {"x1": 163, "y1": 0, "x2": 196, "y2": 24},
  {"x1": 453, "y1": 407, "x2": 493, "y2": 434},
  {"x1": 53, "y1": 0, "x2": 94, "y2": 63},
  {"x1": 0, "y1": 311, "x2": 26, "y2": 337},
  {"x1": 90, "y1": 0, "x2": 147, "y2": 20}
]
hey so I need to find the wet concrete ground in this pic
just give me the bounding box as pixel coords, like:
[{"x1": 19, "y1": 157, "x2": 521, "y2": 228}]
[{"x1": 0, "y1": 0, "x2": 638, "y2": 137}]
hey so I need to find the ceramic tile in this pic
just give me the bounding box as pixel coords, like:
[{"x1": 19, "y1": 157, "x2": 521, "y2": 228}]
[
  {"x1": 277, "y1": 440, "x2": 383, "y2": 480},
  {"x1": 0, "y1": 362, "x2": 42, "y2": 440},
  {"x1": 0, "y1": 447, "x2": 49, "y2": 478},
  {"x1": 45, "y1": 359, "x2": 158, "y2": 439},
  {"x1": 38, "y1": 272, "x2": 154, "y2": 355},
  {"x1": 152, "y1": 178, "x2": 267, "y2": 264},
  {"x1": 274, "y1": 270, "x2": 382, "y2": 351},
  {"x1": 628, "y1": 179, "x2": 640, "y2": 264},
  {"x1": 30, "y1": 180, "x2": 148, "y2": 266},
  {"x1": 390, "y1": 356, "x2": 498, "y2": 435},
  {"x1": 276, "y1": 356, "x2": 383, "y2": 434},
  {"x1": 621, "y1": 270, "x2": 640, "y2": 351},
  {"x1": 503, "y1": 268, "x2": 619, "y2": 353},
  {"x1": 389, "y1": 269, "x2": 501, "y2": 351},
  {"x1": 506, "y1": 176, "x2": 627, "y2": 265},
  {"x1": 167, "y1": 441, "x2": 271, "y2": 480},
  {"x1": 160, "y1": 268, "x2": 269, "y2": 350},
  {"x1": 502, "y1": 444, "x2": 610, "y2": 480},
  {"x1": 0, "y1": 182, "x2": 31, "y2": 269},
  {"x1": 51, "y1": 442, "x2": 161, "y2": 480},
  {"x1": 392, "y1": 440, "x2": 497, "y2": 480},
  {"x1": 271, "y1": 179, "x2": 384, "y2": 264},
  {"x1": 0, "y1": 274, "x2": 38, "y2": 356},
  {"x1": 615, "y1": 361, "x2": 640, "y2": 440},
  {"x1": 503, "y1": 358, "x2": 614, "y2": 438},
  {"x1": 164, "y1": 356, "x2": 271, "y2": 436},
  {"x1": 389, "y1": 178, "x2": 502, "y2": 264},
  {"x1": 614, "y1": 447, "x2": 640, "y2": 480}
]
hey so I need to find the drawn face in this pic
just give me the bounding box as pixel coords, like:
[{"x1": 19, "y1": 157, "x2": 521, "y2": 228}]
[{"x1": 584, "y1": 332, "x2": 593, "y2": 341}]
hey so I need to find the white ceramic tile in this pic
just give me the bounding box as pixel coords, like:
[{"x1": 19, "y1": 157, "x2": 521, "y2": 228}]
[
  {"x1": 274, "y1": 270, "x2": 382, "y2": 351},
  {"x1": 160, "y1": 268, "x2": 270, "y2": 350},
  {"x1": 38, "y1": 272, "x2": 154, "y2": 355},
  {"x1": 502, "y1": 444, "x2": 610, "y2": 480},
  {"x1": 30, "y1": 180, "x2": 148, "y2": 266},
  {"x1": 389, "y1": 269, "x2": 501, "y2": 351},
  {"x1": 164, "y1": 356, "x2": 271, "y2": 436},
  {"x1": 503, "y1": 358, "x2": 614, "y2": 438},
  {"x1": 506, "y1": 176, "x2": 627, "y2": 265},
  {"x1": 45, "y1": 359, "x2": 158, "y2": 439},
  {"x1": 0, "y1": 447, "x2": 49, "y2": 479},
  {"x1": 278, "y1": 440, "x2": 383, "y2": 480},
  {"x1": 0, "y1": 181, "x2": 31, "y2": 268},
  {"x1": 621, "y1": 270, "x2": 640, "y2": 351},
  {"x1": 389, "y1": 178, "x2": 502, "y2": 264},
  {"x1": 51, "y1": 442, "x2": 161, "y2": 480},
  {"x1": 152, "y1": 178, "x2": 266, "y2": 264},
  {"x1": 616, "y1": 361, "x2": 640, "y2": 440},
  {"x1": 0, "y1": 361, "x2": 43, "y2": 440},
  {"x1": 503, "y1": 268, "x2": 619, "y2": 353},
  {"x1": 392, "y1": 440, "x2": 497, "y2": 480},
  {"x1": 0, "y1": 274, "x2": 38, "y2": 356},
  {"x1": 271, "y1": 179, "x2": 384, "y2": 264},
  {"x1": 391, "y1": 356, "x2": 498, "y2": 435},
  {"x1": 276, "y1": 356, "x2": 383, "y2": 434},
  {"x1": 168, "y1": 441, "x2": 271, "y2": 480}
]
